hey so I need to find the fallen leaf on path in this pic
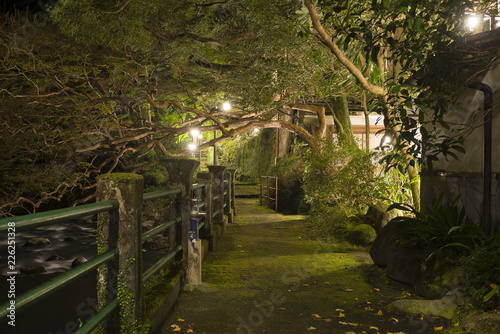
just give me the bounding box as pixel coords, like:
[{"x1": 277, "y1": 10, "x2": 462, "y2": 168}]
[
  {"x1": 240, "y1": 250, "x2": 245, "y2": 253},
  {"x1": 303, "y1": 283, "x2": 310, "y2": 287},
  {"x1": 434, "y1": 326, "x2": 443, "y2": 331},
  {"x1": 376, "y1": 310, "x2": 383, "y2": 316},
  {"x1": 312, "y1": 314, "x2": 321, "y2": 319},
  {"x1": 278, "y1": 307, "x2": 286, "y2": 310},
  {"x1": 373, "y1": 288, "x2": 380, "y2": 291},
  {"x1": 344, "y1": 332, "x2": 356, "y2": 334},
  {"x1": 307, "y1": 326, "x2": 316, "y2": 330},
  {"x1": 339, "y1": 321, "x2": 359, "y2": 326},
  {"x1": 187, "y1": 330, "x2": 194, "y2": 333},
  {"x1": 338, "y1": 312, "x2": 345, "y2": 318},
  {"x1": 390, "y1": 317, "x2": 399, "y2": 323},
  {"x1": 171, "y1": 324, "x2": 181, "y2": 332},
  {"x1": 364, "y1": 306, "x2": 373, "y2": 311},
  {"x1": 336, "y1": 308, "x2": 344, "y2": 312},
  {"x1": 369, "y1": 326, "x2": 379, "y2": 330},
  {"x1": 491, "y1": 283, "x2": 498, "y2": 289},
  {"x1": 177, "y1": 318, "x2": 185, "y2": 322},
  {"x1": 345, "y1": 288, "x2": 353, "y2": 292}
]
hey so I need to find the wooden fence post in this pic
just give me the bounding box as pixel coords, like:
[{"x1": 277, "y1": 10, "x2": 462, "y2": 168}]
[{"x1": 96, "y1": 173, "x2": 144, "y2": 333}]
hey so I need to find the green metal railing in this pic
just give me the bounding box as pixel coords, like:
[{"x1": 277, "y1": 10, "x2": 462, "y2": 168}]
[
  {"x1": 0, "y1": 182, "x2": 206, "y2": 332},
  {"x1": 0, "y1": 164, "x2": 237, "y2": 333},
  {"x1": 0, "y1": 200, "x2": 119, "y2": 326}
]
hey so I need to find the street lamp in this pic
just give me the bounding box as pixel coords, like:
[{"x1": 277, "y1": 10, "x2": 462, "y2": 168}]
[{"x1": 222, "y1": 101, "x2": 231, "y2": 111}]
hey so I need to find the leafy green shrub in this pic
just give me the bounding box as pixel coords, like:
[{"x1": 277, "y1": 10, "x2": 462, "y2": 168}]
[
  {"x1": 218, "y1": 129, "x2": 275, "y2": 181},
  {"x1": 347, "y1": 224, "x2": 377, "y2": 246},
  {"x1": 389, "y1": 195, "x2": 485, "y2": 263},
  {"x1": 459, "y1": 234, "x2": 500, "y2": 308},
  {"x1": 308, "y1": 205, "x2": 357, "y2": 240},
  {"x1": 302, "y1": 139, "x2": 383, "y2": 239},
  {"x1": 270, "y1": 147, "x2": 308, "y2": 214},
  {"x1": 142, "y1": 166, "x2": 169, "y2": 191}
]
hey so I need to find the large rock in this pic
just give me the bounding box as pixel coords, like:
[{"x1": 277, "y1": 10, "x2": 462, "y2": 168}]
[
  {"x1": 24, "y1": 237, "x2": 51, "y2": 247},
  {"x1": 365, "y1": 202, "x2": 402, "y2": 232},
  {"x1": 385, "y1": 246, "x2": 426, "y2": 285},
  {"x1": 391, "y1": 289, "x2": 467, "y2": 319},
  {"x1": 462, "y1": 313, "x2": 500, "y2": 333},
  {"x1": 347, "y1": 224, "x2": 377, "y2": 246},
  {"x1": 72, "y1": 257, "x2": 88, "y2": 267},
  {"x1": 370, "y1": 218, "x2": 463, "y2": 298},
  {"x1": 20, "y1": 264, "x2": 46, "y2": 275},
  {"x1": 369, "y1": 219, "x2": 408, "y2": 267}
]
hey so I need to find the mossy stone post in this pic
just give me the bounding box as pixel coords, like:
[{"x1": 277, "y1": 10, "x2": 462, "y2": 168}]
[
  {"x1": 223, "y1": 170, "x2": 233, "y2": 223},
  {"x1": 208, "y1": 165, "x2": 227, "y2": 233},
  {"x1": 227, "y1": 168, "x2": 237, "y2": 216},
  {"x1": 196, "y1": 172, "x2": 213, "y2": 236},
  {"x1": 161, "y1": 159, "x2": 199, "y2": 262},
  {"x1": 197, "y1": 172, "x2": 214, "y2": 250},
  {"x1": 96, "y1": 173, "x2": 144, "y2": 332}
]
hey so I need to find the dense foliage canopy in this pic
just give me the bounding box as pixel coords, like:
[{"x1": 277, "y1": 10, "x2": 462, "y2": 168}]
[{"x1": 1, "y1": 0, "x2": 498, "y2": 216}]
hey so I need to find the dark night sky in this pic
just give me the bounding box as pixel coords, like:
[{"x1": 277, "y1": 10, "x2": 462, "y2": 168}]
[{"x1": 1, "y1": 0, "x2": 46, "y2": 13}]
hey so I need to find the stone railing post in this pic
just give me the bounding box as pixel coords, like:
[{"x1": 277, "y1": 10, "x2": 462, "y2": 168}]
[
  {"x1": 161, "y1": 159, "x2": 199, "y2": 263},
  {"x1": 196, "y1": 172, "x2": 213, "y2": 237},
  {"x1": 227, "y1": 168, "x2": 237, "y2": 216},
  {"x1": 207, "y1": 165, "x2": 227, "y2": 232},
  {"x1": 223, "y1": 170, "x2": 233, "y2": 223},
  {"x1": 96, "y1": 173, "x2": 144, "y2": 333}
]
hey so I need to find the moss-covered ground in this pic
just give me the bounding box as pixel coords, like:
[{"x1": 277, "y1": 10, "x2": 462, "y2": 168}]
[{"x1": 160, "y1": 197, "x2": 450, "y2": 334}]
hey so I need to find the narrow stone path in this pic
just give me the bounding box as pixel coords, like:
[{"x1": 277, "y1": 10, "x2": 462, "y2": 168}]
[{"x1": 160, "y1": 196, "x2": 449, "y2": 334}]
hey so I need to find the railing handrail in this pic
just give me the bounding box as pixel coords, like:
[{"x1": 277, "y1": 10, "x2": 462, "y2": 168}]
[
  {"x1": 260, "y1": 175, "x2": 278, "y2": 212},
  {"x1": 0, "y1": 248, "x2": 119, "y2": 319},
  {"x1": 0, "y1": 200, "x2": 119, "y2": 233},
  {"x1": 0, "y1": 165, "x2": 234, "y2": 332}
]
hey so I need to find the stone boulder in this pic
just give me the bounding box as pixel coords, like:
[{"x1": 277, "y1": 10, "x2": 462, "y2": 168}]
[
  {"x1": 24, "y1": 237, "x2": 51, "y2": 247},
  {"x1": 370, "y1": 218, "x2": 408, "y2": 267},
  {"x1": 391, "y1": 288, "x2": 467, "y2": 319},
  {"x1": 20, "y1": 264, "x2": 46, "y2": 275},
  {"x1": 371, "y1": 218, "x2": 463, "y2": 299},
  {"x1": 385, "y1": 246, "x2": 427, "y2": 286},
  {"x1": 365, "y1": 202, "x2": 402, "y2": 232},
  {"x1": 347, "y1": 224, "x2": 377, "y2": 246},
  {"x1": 462, "y1": 313, "x2": 500, "y2": 333},
  {"x1": 72, "y1": 257, "x2": 88, "y2": 267}
]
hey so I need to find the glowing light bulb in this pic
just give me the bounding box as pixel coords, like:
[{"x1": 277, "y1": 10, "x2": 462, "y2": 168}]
[{"x1": 190, "y1": 129, "x2": 200, "y2": 138}]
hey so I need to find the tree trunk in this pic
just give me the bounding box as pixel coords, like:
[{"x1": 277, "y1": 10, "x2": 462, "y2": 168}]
[
  {"x1": 330, "y1": 96, "x2": 356, "y2": 146},
  {"x1": 362, "y1": 92, "x2": 370, "y2": 151}
]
